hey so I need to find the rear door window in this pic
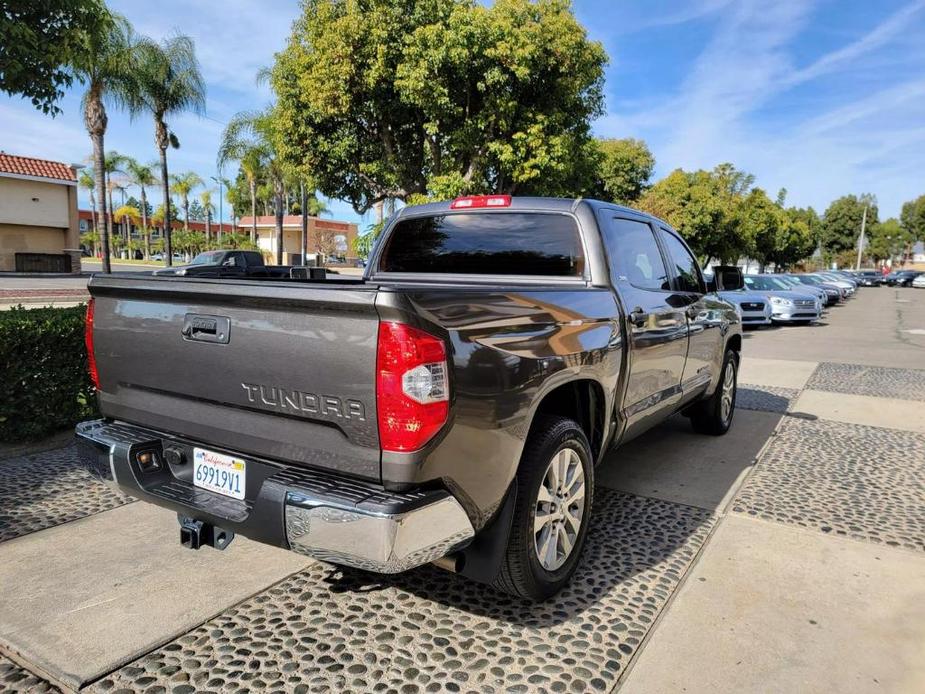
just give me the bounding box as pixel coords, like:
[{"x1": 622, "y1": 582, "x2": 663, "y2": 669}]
[
  {"x1": 605, "y1": 218, "x2": 670, "y2": 291},
  {"x1": 658, "y1": 228, "x2": 704, "y2": 293},
  {"x1": 378, "y1": 212, "x2": 584, "y2": 276}
]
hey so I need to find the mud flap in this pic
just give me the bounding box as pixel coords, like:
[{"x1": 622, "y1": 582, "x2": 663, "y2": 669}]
[{"x1": 457, "y1": 481, "x2": 517, "y2": 584}]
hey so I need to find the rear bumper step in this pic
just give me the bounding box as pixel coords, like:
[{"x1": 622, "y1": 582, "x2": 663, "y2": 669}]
[{"x1": 75, "y1": 419, "x2": 474, "y2": 573}]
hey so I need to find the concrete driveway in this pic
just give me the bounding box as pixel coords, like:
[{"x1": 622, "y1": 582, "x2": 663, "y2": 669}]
[{"x1": 1, "y1": 286, "x2": 923, "y2": 693}]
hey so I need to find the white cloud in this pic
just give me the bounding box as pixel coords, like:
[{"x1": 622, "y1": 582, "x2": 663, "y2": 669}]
[
  {"x1": 109, "y1": 0, "x2": 297, "y2": 97},
  {"x1": 787, "y1": 0, "x2": 925, "y2": 86},
  {"x1": 597, "y1": 0, "x2": 925, "y2": 217}
]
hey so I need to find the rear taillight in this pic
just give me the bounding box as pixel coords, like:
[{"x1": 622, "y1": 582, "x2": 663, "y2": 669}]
[
  {"x1": 85, "y1": 298, "x2": 100, "y2": 390},
  {"x1": 376, "y1": 322, "x2": 449, "y2": 452}
]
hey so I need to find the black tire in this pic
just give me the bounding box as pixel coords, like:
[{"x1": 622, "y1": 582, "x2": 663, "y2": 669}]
[
  {"x1": 689, "y1": 348, "x2": 739, "y2": 436},
  {"x1": 493, "y1": 415, "x2": 594, "y2": 601}
]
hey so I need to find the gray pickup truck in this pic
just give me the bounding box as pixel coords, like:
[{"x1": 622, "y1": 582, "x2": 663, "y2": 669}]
[{"x1": 77, "y1": 196, "x2": 742, "y2": 599}]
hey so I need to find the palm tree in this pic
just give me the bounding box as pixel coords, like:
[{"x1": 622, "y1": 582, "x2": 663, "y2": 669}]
[
  {"x1": 78, "y1": 169, "x2": 98, "y2": 253},
  {"x1": 170, "y1": 171, "x2": 203, "y2": 231},
  {"x1": 200, "y1": 189, "x2": 215, "y2": 243},
  {"x1": 100, "y1": 151, "x2": 128, "y2": 255},
  {"x1": 112, "y1": 204, "x2": 141, "y2": 258},
  {"x1": 219, "y1": 110, "x2": 287, "y2": 262},
  {"x1": 123, "y1": 158, "x2": 158, "y2": 259},
  {"x1": 71, "y1": 12, "x2": 139, "y2": 273},
  {"x1": 131, "y1": 34, "x2": 206, "y2": 266},
  {"x1": 218, "y1": 138, "x2": 264, "y2": 245}
]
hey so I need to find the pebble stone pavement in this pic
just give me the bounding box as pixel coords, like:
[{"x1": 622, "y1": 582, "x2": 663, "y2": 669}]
[{"x1": 0, "y1": 361, "x2": 922, "y2": 693}]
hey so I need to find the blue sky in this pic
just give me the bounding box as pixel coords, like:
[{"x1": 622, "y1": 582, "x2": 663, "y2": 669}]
[{"x1": 2, "y1": 0, "x2": 924, "y2": 226}]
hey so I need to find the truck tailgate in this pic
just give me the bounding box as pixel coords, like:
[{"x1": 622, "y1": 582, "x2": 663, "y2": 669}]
[{"x1": 88, "y1": 275, "x2": 381, "y2": 480}]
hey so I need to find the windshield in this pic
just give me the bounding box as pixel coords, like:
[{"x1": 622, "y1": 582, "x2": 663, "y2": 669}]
[
  {"x1": 743, "y1": 276, "x2": 782, "y2": 291},
  {"x1": 189, "y1": 251, "x2": 225, "y2": 265}
]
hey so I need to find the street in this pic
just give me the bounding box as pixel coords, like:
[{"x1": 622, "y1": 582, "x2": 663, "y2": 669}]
[{"x1": 0, "y1": 287, "x2": 923, "y2": 693}]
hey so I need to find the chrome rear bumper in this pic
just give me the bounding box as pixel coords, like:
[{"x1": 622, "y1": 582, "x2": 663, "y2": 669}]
[{"x1": 75, "y1": 419, "x2": 474, "y2": 573}]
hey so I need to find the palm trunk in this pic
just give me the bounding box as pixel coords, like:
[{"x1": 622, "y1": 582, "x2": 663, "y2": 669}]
[
  {"x1": 275, "y1": 186, "x2": 284, "y2": 265},
  {"x1": 140, "y1": 187, "x2": 150, "y2": 260},
  {"x1": 89, "y1": 190, "x2": 99, "y2": 257},
  {"x1": 84, "y1": 85, "x2": 111, "y2": 273},
  {"x1": 183, "y1": 197, "x2": 190, "y2": 231},
  {"x1": 205, "y1": 211, "x2": 211, "y2": 244},
  {"x1": 155, "y1": 116, "x2": 173, "y2": 266},
  {"x1": 159, "y1": 147, "x2": 172, "y2": 265},
  {"x1": 107, "y1": 183, "x2": 118, "y2": 260},
  {"x1": 92, "y1": 134, "x2": 110, "y2": 272},
  {"x1": 249, "y1": 179, "x2": 257, "y2": 244}
]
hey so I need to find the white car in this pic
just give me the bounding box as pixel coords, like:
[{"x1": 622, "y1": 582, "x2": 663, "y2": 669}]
[{"x1": 912, "y1": 274, "x2": 925, "y2": 288}]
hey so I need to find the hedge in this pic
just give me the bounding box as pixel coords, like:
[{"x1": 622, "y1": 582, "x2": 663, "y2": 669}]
[{"x1": 0, "y1": 304, "x2": 98, "y2": 442}]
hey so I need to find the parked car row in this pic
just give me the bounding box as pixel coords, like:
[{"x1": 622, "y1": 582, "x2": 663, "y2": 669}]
[
  {"x1": 712, "y1": 268, "x2": 879, "y2": 328},
  {"x1": 881, "y1": 269, "x2": 924, "y2": 287},
  {"x1": 831, "y1": 268, "x2": 924, "y2": 287}
]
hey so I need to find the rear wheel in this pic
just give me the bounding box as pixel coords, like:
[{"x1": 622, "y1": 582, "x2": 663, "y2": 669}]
[
  {"x1": 493, "y1": 415, "x2": 593, "y2": 601},
  {"x1": 689, "y1": 349, "x2": 738, "y2": 435}
]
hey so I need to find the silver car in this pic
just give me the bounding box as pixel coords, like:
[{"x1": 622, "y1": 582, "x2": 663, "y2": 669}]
[
  {"x1": 717, "y1": 290, "x2": 772, "y2": 326},
  {"x1": 774, "y1": 275, "x2": 830, "y2": 306},
  {"x1": 743, "y1": 275, "x2": 822, "y2": 323},
  {"x1": 813, "y1": 272, "x2": 856, "y2": 296}
]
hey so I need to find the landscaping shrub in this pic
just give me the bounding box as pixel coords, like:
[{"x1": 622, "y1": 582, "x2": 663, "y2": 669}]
[{"x1": 0, "y1": 305, "x2": 98, "y2": 442}]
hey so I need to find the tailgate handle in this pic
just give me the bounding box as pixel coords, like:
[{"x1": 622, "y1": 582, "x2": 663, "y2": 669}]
[{"x1": 182, "y1": 314, "x2": 231, "y2": 344}]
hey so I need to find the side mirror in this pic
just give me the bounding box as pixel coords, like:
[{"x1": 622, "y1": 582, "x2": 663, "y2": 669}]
[{"x1": 712, "y1": 265, "x2": 744, "y2": 291}]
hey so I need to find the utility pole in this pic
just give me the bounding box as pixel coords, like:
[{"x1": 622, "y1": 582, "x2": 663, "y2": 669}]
[{"x1": 855, "y1": 203, "x2": 868, "y2": 270}]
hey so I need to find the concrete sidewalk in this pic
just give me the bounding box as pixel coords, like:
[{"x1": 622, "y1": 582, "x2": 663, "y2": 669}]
[
  {"x1": 0, "y1": 503, "x2": 309, "y2": 690},
  {"x1": 621, "y1": 349, "x2": 925, "y2": 693}
]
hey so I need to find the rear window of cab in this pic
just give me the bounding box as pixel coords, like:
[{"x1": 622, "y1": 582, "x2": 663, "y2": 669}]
[{"x1": 378, "y1": 212, "x2": 585, "y2": 276}]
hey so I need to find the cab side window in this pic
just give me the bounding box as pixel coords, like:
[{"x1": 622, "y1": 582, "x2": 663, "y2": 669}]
[
  {"x1": 609, "y1": 218, "x2": 670, "y2": 291},
  {"x1": 659, "y1": 228, "x2": 704, "y2": 293}
]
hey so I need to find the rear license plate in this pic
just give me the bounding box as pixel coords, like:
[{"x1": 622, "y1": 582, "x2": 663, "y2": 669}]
[{"x1": 193, "y1": 448, "x2": 246, "y2": 500}]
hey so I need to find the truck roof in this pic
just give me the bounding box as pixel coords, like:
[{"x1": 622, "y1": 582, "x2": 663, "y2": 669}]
[{"x1": 395, "y1": 196, "x2": 662, "y2": 225}]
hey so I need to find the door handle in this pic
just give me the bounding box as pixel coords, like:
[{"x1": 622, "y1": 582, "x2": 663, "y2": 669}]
[{"x1": 629, "y1": 307, "x2": 648, "y2": 327}]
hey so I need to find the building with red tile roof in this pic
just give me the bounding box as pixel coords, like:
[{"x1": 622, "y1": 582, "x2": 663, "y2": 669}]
[
  {"x1": 0, "y1": 152, "x2": 81, "y2": 272},
  {"x1": 0, "y1": 152, "x2": 79, "y2": 184}
]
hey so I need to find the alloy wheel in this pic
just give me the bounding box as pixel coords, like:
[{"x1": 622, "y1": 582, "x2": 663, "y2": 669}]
[
  {"x1": 721, "y1": 360, "x2": 736, "y2": 423},
  {"x1": 533, "y1": 447, "x2": 586, "y2": 571}
]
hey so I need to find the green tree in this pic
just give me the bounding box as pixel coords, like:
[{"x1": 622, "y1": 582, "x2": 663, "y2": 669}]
[
  {"x1": 638, "y1": 164, "x2": 754, "y2": 264},
  {"x1": 130, "y1": 33, "x2": 206, "y2": 265},
  {"x1": 71, "y1": 13, "x2": 139, "y2": 272},
  {"x1": 0, "y1": 0, "x2": 108, "y2": 115},
  {"x1": 594, "y1": 138, "x2": 654, "y2": 204},
  {"x1": 821, "y1": 194, "x2": 879, "y2": 257},
  {"x1": 743, "y1": 191, "x2": 816, "y2": 271},
  {"x1": 741, "y1": 189, "x2": 782, "y2": 271},
  {"x1": 272, "y1": 0, "x2": 607, "y2": 213},
  {"x1": 867, "y1": 217, "x2": 912, "y2": 265},
  {"x1": 900, "y1": 195, "x2": 925, "y2": 246},
  {"x1": 123, "y1": 158, "x2": 157, "y2": 258}
]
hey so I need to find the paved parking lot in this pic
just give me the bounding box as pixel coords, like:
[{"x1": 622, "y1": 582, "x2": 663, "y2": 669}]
[{"x1": 1, "y1": 287, "x2": 923, "y2": 693}]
